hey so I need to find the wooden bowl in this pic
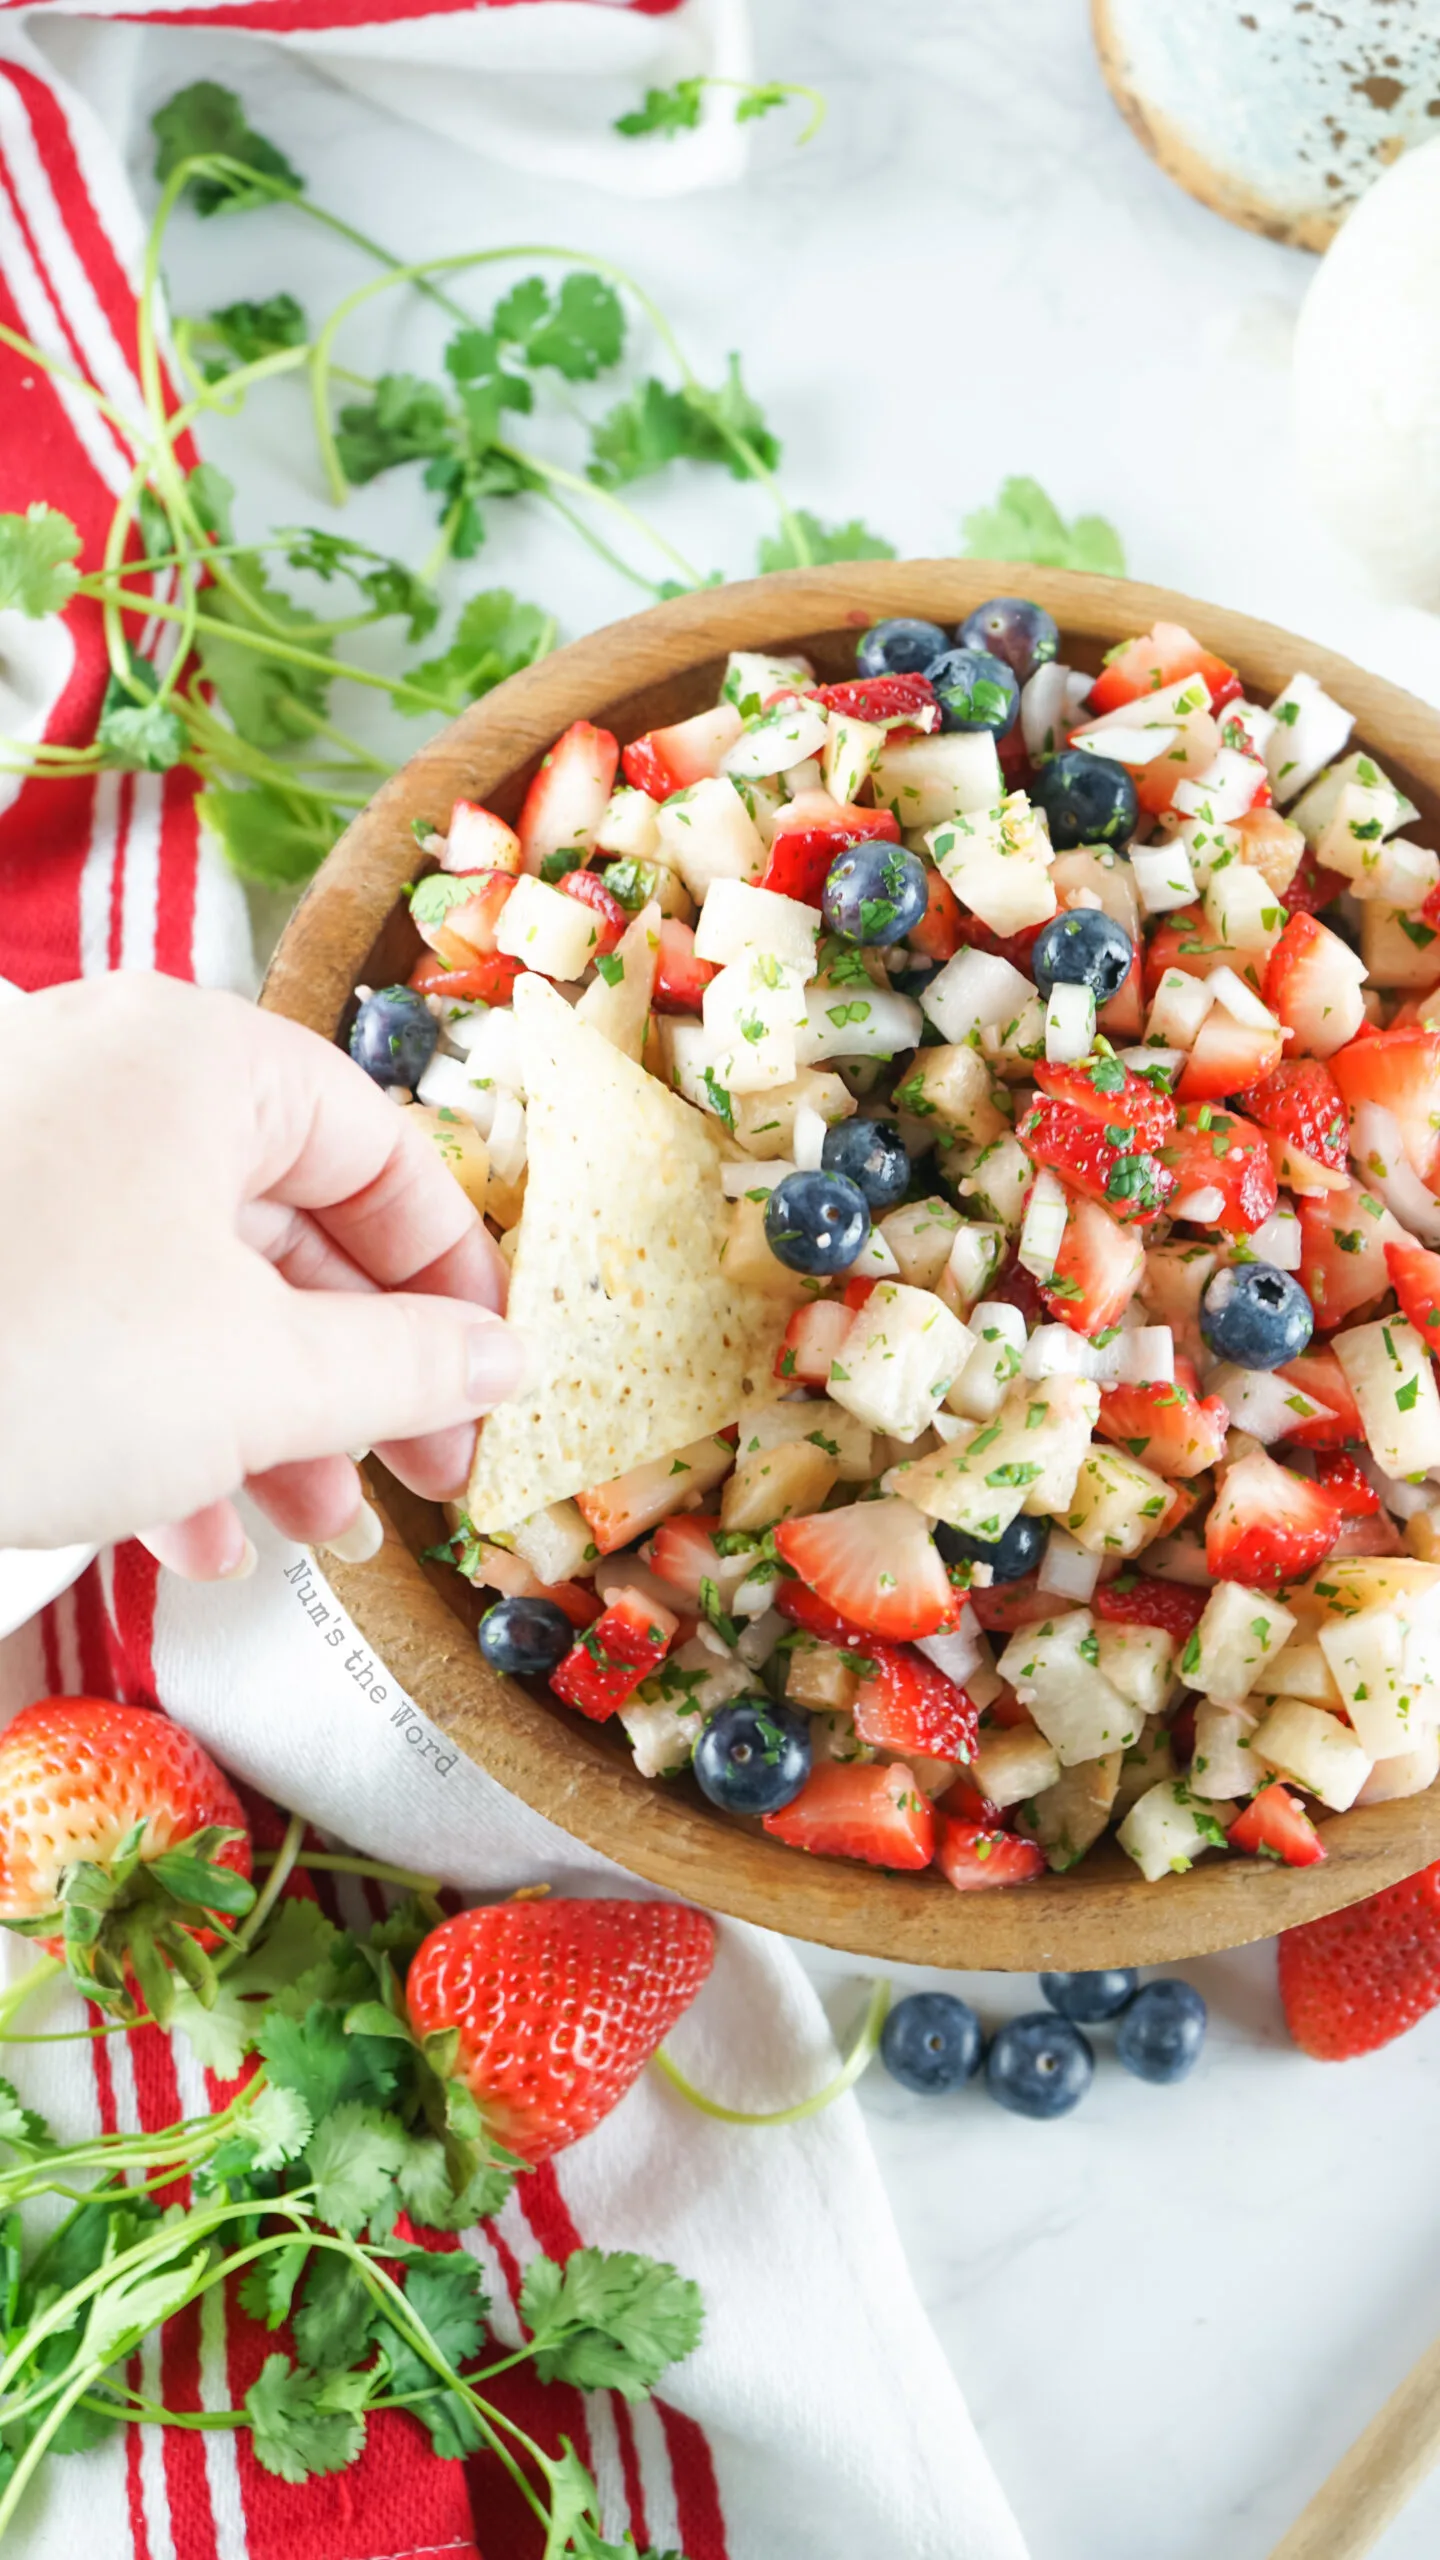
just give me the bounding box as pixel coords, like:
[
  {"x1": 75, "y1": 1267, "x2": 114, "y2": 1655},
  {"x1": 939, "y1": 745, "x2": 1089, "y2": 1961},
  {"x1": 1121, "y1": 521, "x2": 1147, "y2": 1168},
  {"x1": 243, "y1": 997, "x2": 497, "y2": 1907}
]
[{"x1": 262, "y1": 561, "x2": 1440, "y2": 1970}]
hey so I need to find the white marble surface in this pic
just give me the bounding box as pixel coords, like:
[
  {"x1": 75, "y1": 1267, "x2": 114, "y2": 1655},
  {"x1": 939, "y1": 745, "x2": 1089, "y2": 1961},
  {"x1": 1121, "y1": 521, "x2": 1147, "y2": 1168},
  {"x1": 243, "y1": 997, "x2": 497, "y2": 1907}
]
[{"x1": 47, "y1": 2, "x2": 1440, "y2": 2552}]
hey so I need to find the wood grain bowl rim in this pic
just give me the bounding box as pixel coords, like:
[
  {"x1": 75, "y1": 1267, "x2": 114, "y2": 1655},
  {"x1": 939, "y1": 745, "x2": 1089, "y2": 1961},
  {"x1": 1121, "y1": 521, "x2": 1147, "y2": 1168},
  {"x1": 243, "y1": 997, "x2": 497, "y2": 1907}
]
[{"x1": 261, "y1": 560, "x2": 1440, "y2": 1969}]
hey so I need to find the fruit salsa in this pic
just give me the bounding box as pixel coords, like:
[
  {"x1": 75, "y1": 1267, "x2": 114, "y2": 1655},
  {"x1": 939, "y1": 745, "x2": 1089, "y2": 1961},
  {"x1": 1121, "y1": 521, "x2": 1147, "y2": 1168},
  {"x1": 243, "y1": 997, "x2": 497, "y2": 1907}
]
[{"x1": 347, "y1": 595, "x2": 1440, "y2": 1890}]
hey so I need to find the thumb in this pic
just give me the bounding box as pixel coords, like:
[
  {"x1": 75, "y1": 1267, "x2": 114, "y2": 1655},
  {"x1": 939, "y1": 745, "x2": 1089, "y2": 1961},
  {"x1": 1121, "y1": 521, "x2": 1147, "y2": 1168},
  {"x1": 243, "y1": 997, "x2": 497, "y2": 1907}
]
[{"x1": 234, "y1": 1283, "x2": 532, "y2": 1478}]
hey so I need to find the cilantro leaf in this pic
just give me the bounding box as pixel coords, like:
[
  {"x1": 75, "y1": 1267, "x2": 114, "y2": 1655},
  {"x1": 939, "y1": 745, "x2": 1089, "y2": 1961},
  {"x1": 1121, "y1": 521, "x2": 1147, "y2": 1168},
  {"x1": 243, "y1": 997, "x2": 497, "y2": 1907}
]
[
  {"x1": 376, "y1": 2248, "x2": 488, "y2": 2396},
  {"x1": 303, "y1": 2101, "x2": 406, "y2": 2234},
  {"x1": 0, "y1": 2077, "x2": 51, "y2": 2152},
  {"x1": 245, "y1": 2355, "x2": 369, "y2": 2484},
  {"x1": 494, "y1": 273, "x2": 625, "y2": 382},
  {"x1": 96, "y1": 652, "x2": 187, "y2": 773},
  {"x1": 589, "y1": 358, "x2": 779, "y2": 489},
  {"x1": 167, "y1": 1978, "x2": 258, "y2": 2077},
  {"x1": 757, "y1": 511, "x2": 896, "y2": 574},
  {"x1": 408, "y1": 2387, "x2": 488, "y2": 2459},
  {"x1": 401, "y1": 589, "x2": 553, "y2": 718},
  {"x1": 224, "y1": 1896, "x2": 340, "y2": 2000},
  {"x1": 0, "y1": 504, "x2": 82, "y2": 616},
  {"x1": 520, "y1": 2249, "x2": 704, "y2": 2400},
  {"x1": 256, "y1": 1999, "x2": 400, "y2": 2123},
  {"x1": 201, "y1": 291, "x2": 307, "y2": 374},
  {"x1": 196, "y1": 783, "x2": 338, "y2": 887},
  {"x1": 615, "y1": 78, "x2": 705, "y2": 137},
  {"x1": 277, "y1": 527, "x2": 438, "y2": 642},
  {"x1": 237, "y1": 2240, "x2": 310, "y2": 2332},
  {"x1": 735, "y1": 83, "x2": 793, "y2": 125},
  {"x1": 959, "y1": 475, "x2": 1125, "y2": 576},
  {"x1": 334, "y1": 374, "x2": 453, "y2": 484},
  {"x1": 291, "y1": 2249, "x2": 377, "y2": 2369},
  {"x1": 152, "y1": 81, "x2": 303, "y2": 217},
  {"x1": 195, "y1": 551, "x2": 332, "y2": 748}
]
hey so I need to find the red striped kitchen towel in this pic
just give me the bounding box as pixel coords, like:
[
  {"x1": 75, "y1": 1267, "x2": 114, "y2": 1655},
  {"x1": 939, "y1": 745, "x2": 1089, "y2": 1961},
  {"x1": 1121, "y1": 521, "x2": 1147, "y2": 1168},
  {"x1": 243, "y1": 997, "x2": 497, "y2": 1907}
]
[{"x1": 0, "y1": 18, "x2": 1028, "y2": 2560}]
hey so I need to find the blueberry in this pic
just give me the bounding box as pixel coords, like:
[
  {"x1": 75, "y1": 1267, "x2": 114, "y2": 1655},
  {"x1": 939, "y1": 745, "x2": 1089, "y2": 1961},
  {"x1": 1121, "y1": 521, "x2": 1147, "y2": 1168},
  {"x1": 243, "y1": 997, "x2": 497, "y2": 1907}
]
[
  {"x1": 1200, "y1": 1262, "x2": 1314, "y2": 1369},
  {"x1": 986, "y1": 2013, "x2": 1094, "y2": 2120},
  {"x1": 957, "y1": 596, "x2": 1060, "y2": 689},
  {"x1": 1031, "y1": 745, "x2": 1138, "y2": 849},
  {"x1": 856, "y1": 616, "x2": 950, "y2": 679},
  {"x1": 822, "y1": 841, "x2": 928, "y2": 946},
  {"x1": 935, "y1": 1512, "x2": 1050, "y2": 1584},
  {"x1": 925, "y1": 646, "x2": 1020, "y2": 738},
  {"x1": 1040, "y1": 1969, "x2": 1138, "y2": 2023},
  {"x1": 881, "y1": 1992, "x2": 983, "y2": 2094},
  {"x1": 1115, "y1": 1979, "x2": 1207, "y2": 2084},
  {"x1": 1031, "y1": 907, "x2": 1135, "y2": 1004},
  {"x1": 764, "y1": 1170, "x2": 871, "y2": 1276},
  {"x1": 350, "y1": 984, "x2": 439, "y2": 1090},
  {"x1": 478, "y1": 1596, "x2": 573, "y2": 1679},
  {"x1": 693, "y1": 1699, "x2": 811, "y2": 1816},
  {"x1": 821, "y1": 1118, "x2": 911, "y2": 1211}
]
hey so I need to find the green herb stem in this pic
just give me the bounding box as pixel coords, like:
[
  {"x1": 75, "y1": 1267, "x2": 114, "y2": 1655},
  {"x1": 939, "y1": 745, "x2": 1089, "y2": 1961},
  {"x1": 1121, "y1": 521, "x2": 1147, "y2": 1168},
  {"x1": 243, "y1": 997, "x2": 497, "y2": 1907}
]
[{"x1": 653, "y1": 1978, "x2": 891, "y2": 2127}]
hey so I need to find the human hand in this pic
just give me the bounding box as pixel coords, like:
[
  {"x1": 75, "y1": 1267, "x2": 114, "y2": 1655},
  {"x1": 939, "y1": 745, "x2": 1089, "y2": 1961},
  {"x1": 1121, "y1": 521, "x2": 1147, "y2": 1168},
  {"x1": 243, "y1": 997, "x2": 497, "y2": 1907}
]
[{"x1": 0, "y1": 973, "x2": 527, "y2": 1573}]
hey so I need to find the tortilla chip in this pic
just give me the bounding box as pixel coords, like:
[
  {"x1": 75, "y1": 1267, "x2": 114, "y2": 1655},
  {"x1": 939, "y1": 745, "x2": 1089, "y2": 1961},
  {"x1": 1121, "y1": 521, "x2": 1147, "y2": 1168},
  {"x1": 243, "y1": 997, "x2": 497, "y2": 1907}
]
[{"x1": 465, "y1": 976, "x2": 791, "y2": 1531}]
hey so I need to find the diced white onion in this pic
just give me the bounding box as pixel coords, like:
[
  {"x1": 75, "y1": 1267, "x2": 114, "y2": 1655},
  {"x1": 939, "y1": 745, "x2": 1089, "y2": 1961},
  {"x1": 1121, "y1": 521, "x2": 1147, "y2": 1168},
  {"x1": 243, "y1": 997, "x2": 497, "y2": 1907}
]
[
  {"x1": 1116, "y1": 1325, "x2": 1176, "y2": 1386},
  {"x1": 1037, "y1": 1528, "x2": 1102, "y2": 1602},
  {"x1": 1208, "y1": 1361, "x2": 1336, "y2": 1444},
  {"x1": 1171, "y1": 1185, "x2": 1226, "y2": 1225},
  {"x1": 1205, "y1": 965, "x2": 1279, "y2": 1031},
  {"x1": 1358, "y1": 1453, "x2": 1433, "y2": 1520},
  {"x1": 437, "y1": 1000, "x2": 491, "y2": 1056},
  {"x1": 737, "y1": 1607, "x2": 787, "y2": 1662},
  {"x1": 782, "y1": 757, "x2": 825, "y2": 797},
  {"x1": 1017, "y1": 1167, "x2": 1069, "y2": 1281},
  {"x1": 915, "y1": 1611, "x2": 984, "y2": 1687},
  {"x1": 1020, "y1": 662, "x2": 1071, "y2": 763},
  {"x1": 792, "y1": 1104, "x2": 828, "y2": 1172},
  {"x1": 1022, "y1": 1324, "x2": 1121, "y2": 1384},
  {"x1": 487, "y1": 1087, "x2": 528, "y2": 1182},
  {"x1": 1045, "y1": 980, "x2": 1097, "y2": 1065},
  {"x1": 1120, "y1": 1044, "x2": 1187, "y2": 1082},
  {"x1": 1131, "y1": 840, "x2": 1198, "y2": 915},
  {"x1": 851, "y1": 1224, "x2": 902, "y2": 1280},
  {"x1": 1248, "y1": 1205, "x2": 1303, "y2": 1271},
  {"x1": 1349, "y1": 1103, "x2": 1440, "y2": 1247},
  {"x1": 1264, "y1": 673, "x2": 1354, "y2": 804},
  {"x1": 416, "y1": 1051, "x2": 494, "y2": 1131}
]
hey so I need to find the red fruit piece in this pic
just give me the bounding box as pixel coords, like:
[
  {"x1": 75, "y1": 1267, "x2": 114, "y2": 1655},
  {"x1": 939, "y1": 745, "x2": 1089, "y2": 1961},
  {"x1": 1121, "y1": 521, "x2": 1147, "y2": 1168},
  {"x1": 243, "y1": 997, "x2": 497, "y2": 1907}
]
[
  {"x1": 853, "y1": 1648, "x2": 977, "y2": 1763},
  {"x1": 1264, "y1": 914, "x2": 1368, "y2": 1060},
  {"x1": 759, "y1": 809, "x2": 900, "y2": 905},
  {"x1": 906, "y1": 864, "x2": 966, "y2": 965},
  {"x1": 938, "y1": 1769, "x2": 1005, "y2": 1828},
  {"x1": 812, "y1": 673, "x2": 939, "y2": 734},
  {"x1": 773, "y1": 1499, "x2": 961, "y2": 1641},
  {"x1": 441, "y1": 801, "x2": 523, "y2": 875},
  {"x1": 1299, "y1": 1181, "x2": 1400, "y2": 1329},
  {"x1": 1277, "y1": 1860, "x2": 1440, "y2": 2059},
  {"x1": 1160, "y1": 1106, "x2": 1279, "y2": 1234},
  {"x1": 775, "y1": 1299, "x2": 854, "y2": 1385},
  {"x1": 843, "y1": 1276, "x2": 878, "y2": 1312},
  {"x1": 966, "y1": 1574, "x2": 1056, "y2": 1634},
  {"x1": 0, "y1": 1697, "x2": 252, "y2": 1991},
  {"x1": 1205, "y1": 1450, "x2": 1344, "y2": 1587},
  {"x1": 1386, "y1": 1237, "x2": 1440, "y2": 1348},
  {"x1": 650, "y1": 916, "x2": 718, "y2": 1015},
  {"x1": 1235, "y1": 1055, "x2": 1349, "y2": 1173},
  {"x1": 405, "y1": 1897, "x2": 714, "y2": 2161},
  {"x1": 1332, "y1": 1027, "x2": 1440, "y2": 1190},
  {"x1": 1033, "y1": 1056, "x2": 1176, "y2": 1151},
  {"x1": 516, "y1": 720, "x2": 619, "y2": 876},
  {"x1": 774, "y1": 1580, "x2": 874, "y2": 1651},
  {"x1": 413, "y1": 869, "x2": 515, "y2": 966},
  {"x1": 1086, "y1": 623, "x2": 1241, "y2": 718},
  {"x1": 1096, "y1": 1378, "x2": 1229, "y2": 1477},
  {"x1": 1176, "y1": 1007, "x2": 1285, "y2": 1105},
  {"x1": 935, "y1": 1816, "x2": 1046, "y2": 1893},
  {"x1": 1040, "y1": 1194, "x2": 1146, "y2": 1337},
  {"x1": 1097, "y1": 952, "x2": 1144, "y2": 1041},
  {"x1": 621, "y1": 703, "x2": 741, "y2": 800},
  {"x1": 548, "y1": 1589, "x2": 678, "y2": 1721},
  {"x1": 558, "y1": 866, "x2": 626, "y2": 956},
  {"x1": 1277, "y1": 1352, "x2": 1364, "y2": 1448},
  {"x1": 1092, "y1": 1575, "x2": 1208, "y2": 1639},
  {"x1": 645, "y1": 1514, "x2": 725, "y2": 1604},
  {"x1": 621, "y1": 735, "x2": 676, "y2": 799},
  {"x1": 1229, "y1": 1783, "x2": 1323, "y2": 1868},
  {"x1": 1141, "y1": 906, "x2": 1238, "y2": 1000},
  {"x1": 409, "y1": 951, "x2": 523, "y2": 1007},
  {"x1": 763, "y1": 1763, "x2": 936, "y2": 1869},
  {"x1": 1283, "y1": 843, "x2": 1351, "y2": 917},
  {"x1": 1313, "y1": 1451, "x2": 1380, "y2": 1517},
  {"x1": 1018, "y1": 1100, "x2": 1173, "y2": 1225}
]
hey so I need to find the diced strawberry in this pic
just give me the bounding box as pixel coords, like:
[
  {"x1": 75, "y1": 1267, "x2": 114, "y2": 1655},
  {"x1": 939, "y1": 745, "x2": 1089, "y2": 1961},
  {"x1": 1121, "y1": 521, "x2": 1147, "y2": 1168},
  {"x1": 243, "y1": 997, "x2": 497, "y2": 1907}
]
[
  {"x1": 1096, "y1": 1378, "x2": 1229, "y2": 1477},
  {"x1": 989, "y1": 1251, "x2": 1048, "y2": 1329},
  {"x1": 775, "y1": 1299, "x2": 854, "y2": 1385},
  {"x1": 764, "y1": 1762, "x2": 936, "y2": 1869},
  {"x1": 1385, "y1": 1237, "x2": 1440, "y2": 1349},
  {"x1": 441, "y1": 802, "x2": 523, "y2": 876},
  {"x1": 414, "y1": 870, "x2": 515, "y2": 966},
  {"x1": 1040, "y1": 1194, "x2": 1146, "y2": 1336},
  {"x1": 1313, "y1": 1451, "x2": 1380, "y2": 1517},
  {"x1": 1276, "y1": 1352, "x2": 1364, "y2": 1448},
  {"x1": 651, "y1": 916, "x2": 718, "y2": 1016},
  {"x1": 1159, "y1": 1106, "x2": 1278, "y2": 1233},
  {"x1": 1092, "y1": 1574, "x2": 1208, "y2": 1638},
  {"x1": 621, "y1": 736, "x2": 677, "y2": 800},
  {"x1": 548, "y1": 1589, "x2": 678, "y2": 1721},
  {"x1": 852, "y1": 1648, "x2": 977, "y2": 1763},
  {"x1": 905, "y1": 864, "x2": 966, "y2": 964},
  {"x1": 1264, "y1": 914, "x2": 1367, "y2": 1060},
  {"x1": 1228, "y1": 1782, "x2": 1324, "y2": 1867},
  {"x1": 774, "y1": 1581, "x2": 873, "y2": 1651},
  {"x1": 843, "y1": 1276, "x2": 878, "y2": 1312},
  {"x1": 935, "y1": 1816, "x2": 1047, "y2": 1892},
  {"x1": 1018, "y1": 1100, "x2": 1173, "y2": 1224},
  {"x1": 938, "y1": 1769, "x2": 1005, "y2": 1827},
  {"x1": 1205, "y1": 1449, "x2": 1344, "y2": 1588},
  {"x1": 1176, "y1": 1007, "x2": 1285, "y2": 1104},
  {"x1": 760, "y1": 809, "x2": 900, "y2": 906},
  {"x1": 966, "y1": 1574, "x2": 1057, "y2": 1634},
  {"x1": 645, "y1": 1514, "x2": 725, "y2": 1604},
  {"x1": 1281, "y1": 842, "x2": 1350, "y2": 918},
  {"x1": 1033, "y1": 1057, "x2": 1177, "y2": 1151},
  {"x1": 1299, "y1": 1180, "x2": 1399, "y2": 1328},
  {"x1": 558, "y1": 866, "x2": 627, "y2": 957},
  {"x1": 1086, "y1": 622, "x2": 1241, "y2": 718},
  {"x1": 1234, "y1": 1057, "x2": 1350, "y2": 1188},
  {"x1": 516, "y1": 721, "x2": 619, "y2": 878},
  {"x1": 1097, "y1": 951, "x2": 1144, "y2": 1041},
  {"x1": 408, "y1": 951, "x2": 523, "y2": 1007},
  {"x1": 773, "y1": 1499, "x2": 961, "y2": 1641},
  {"x1": 1142, "y1": 906, "x2": 1249, "y2": 1000},
  {"x1": 938, "y1": 907, "x2": 1047, "y2": 976},
  {"x1": 622, "y1": 704, "x2": 742, "y2": 799},
  {"x1": 812, "y1": 673, "x2": 939, "y2": 735},
  {"x1": 1132, "y1": 711, "x2": 1223, "y2": 820},
  {"x1": 1331, "y1": 1026, "x2": 1440, "y2": 1190}
]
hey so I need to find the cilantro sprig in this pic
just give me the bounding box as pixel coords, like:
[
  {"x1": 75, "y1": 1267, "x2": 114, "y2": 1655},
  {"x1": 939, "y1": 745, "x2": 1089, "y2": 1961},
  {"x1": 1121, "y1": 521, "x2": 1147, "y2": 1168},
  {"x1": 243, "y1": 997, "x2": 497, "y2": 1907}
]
[{"x1": 615, "y1": 75, "x2": 827, "y2": 147}]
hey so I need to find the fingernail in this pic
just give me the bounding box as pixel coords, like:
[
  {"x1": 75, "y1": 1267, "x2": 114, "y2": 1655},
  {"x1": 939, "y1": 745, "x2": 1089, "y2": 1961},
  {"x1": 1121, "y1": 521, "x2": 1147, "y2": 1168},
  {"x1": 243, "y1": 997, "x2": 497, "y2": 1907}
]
[
  {"x1": 323, "y1": 1498, "x2": 384, "y2": 1565},
  {"x1": 466, "y1": 1317, "x2": 536, "y2": 1411},
  {"x1": 218, "y1": 1535, "x2": 257, "y2": 1583}
]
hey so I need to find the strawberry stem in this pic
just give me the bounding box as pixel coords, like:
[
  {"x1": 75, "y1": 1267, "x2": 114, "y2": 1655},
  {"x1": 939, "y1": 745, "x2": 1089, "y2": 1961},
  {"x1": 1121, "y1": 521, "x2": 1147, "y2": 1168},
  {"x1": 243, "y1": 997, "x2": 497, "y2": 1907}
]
[{"x1": 652, "y1": 1978, "x2": 891, "y2": 2127}]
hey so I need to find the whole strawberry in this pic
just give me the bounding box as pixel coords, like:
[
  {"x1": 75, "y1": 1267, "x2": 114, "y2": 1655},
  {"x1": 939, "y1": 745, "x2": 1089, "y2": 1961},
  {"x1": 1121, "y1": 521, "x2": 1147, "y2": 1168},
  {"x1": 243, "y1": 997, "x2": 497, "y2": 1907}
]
[
  {"x1": 0, "y1": 1697, "x2": 253, "y2": 2021},
  {"x1": 1278, "y1": 1861, "x2": 1440, "y2": 2060},
  {"x1": 405, "y1": 1898, "x2": 714, "y2": 2162}
]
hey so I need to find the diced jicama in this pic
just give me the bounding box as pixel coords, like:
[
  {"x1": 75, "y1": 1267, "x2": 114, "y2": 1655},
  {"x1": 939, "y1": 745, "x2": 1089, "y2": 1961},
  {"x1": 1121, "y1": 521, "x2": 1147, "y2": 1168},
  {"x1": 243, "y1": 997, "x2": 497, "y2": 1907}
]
[
  {"x1": 1017, "y1": 1166, "x2": 1068, "y2": 1281},
  {"x1": 796, "y1": 982, "x2": 924, "y2": 1066},
  {"x1": 722, "y1": 697, "x2": 829, "y2": 780},
  {"x1": 826, "y1": 1283, "x2": 974, "y2": 1442},
  {"x1": 596, "y1": 786, "x2": 662, "y2": 860},
  {"x1": 957, "y1": 1133, "x2": 1036, "y2": 1230},
  {"x1": 1097, "y1": 1623, "x2": 1176, "y2": 1719},
  {"x1": 495, "y1": 875, "x2": 608, "y2": 980},
  {"x1": 1189, "y1": 1702, "x2": 1259, "y2": 1799},
  {"x1": 1046, "y1": 981, "x2": 1096, "y2": 1064},
  {"x1": 971, "y1": 1726, "x2": 1062, "y2": 1808},
  {"x1": 694, "y1": 877, "x2": 822, "y2": 972},
  {"x1": 655, "y1": 776, "x2": 767, "y2": 899},
  {"x1": 1251, "y1": 1698, "x2": 1371, "y2": 1811},
  {"x1": 941, "y1": 1222, "x2": 1007, "y2": 1314},
  {"x1": 920, "y1": 947, "x2": 1035, "y2": 1047},
  {"x1": 1117, "y1": 1782, "x2": 1230, "y2": 1882},
  {"x1": 1172, "y1": 747, "x2": 1270, "y2": 821},
  {"x1": 888, "y1": 1376, "x2": 1098, "y2": 1531},
  {"x1": 871, "y1": 730, "x2": 1002, "y2": 827},
  {"x1": 878, "y1": 1196, "x2": 963, "y2": 1289},
  {"x1": 998, "y1": 1611, "x2": 1141, "y2": 1766},
  {"x1": 946, "y1": 1299, "x2": 1026, "y2": 1421},
  {"x1": 892, "y1": 1042, "x2": 1008, "y2": 1145},
  {"x1": 1290, "y1": 749, "x2": 1417, "y2": 849},
  {"x1": 1063, "y1": 1446, "x2": 1172, "y2": 1560},
  {"x1": 1132, "y1": 840, "x2": 1199, "y2": 915},
  {"x1": 928, "y1": 793, "x2": 1057, "y2": 937},
  {"x1": 1146, "y1": 965, "x2": 1216, "y2": 1050},
  {"x1": 1186, "y1": 1580, "x2": 1296, "y2": 1701},
  {"x1": 1264, "y1": 674, "x2": 1354, "y2": 804},
  {"x1": 1335, "y1": 1316, "x2": 1440, "y2": 1477},
  {"x1": 721, "y1": 649, "x2": 814, "y2": 715},
  {"x1": 1037, "y1": 1526, "x2": 1102, "y2": 1602}
]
